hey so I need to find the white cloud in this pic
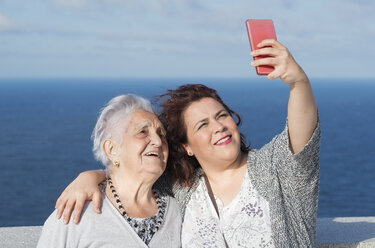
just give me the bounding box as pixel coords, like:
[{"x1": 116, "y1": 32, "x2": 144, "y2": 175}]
[
  {"x1": 1, "y1": 0, "x2": 374, "y2": 77},
  {"x1": 0, "y1": 13, "x2": 13, "y2": 31}
]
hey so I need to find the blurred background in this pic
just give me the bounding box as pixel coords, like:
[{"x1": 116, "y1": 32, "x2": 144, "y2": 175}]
[{"x1": 0, "y1": 0, "x2": 374, "y2": 227}]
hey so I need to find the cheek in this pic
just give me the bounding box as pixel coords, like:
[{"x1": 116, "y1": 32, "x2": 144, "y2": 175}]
[
  {"x1": 190, "y1": 131, "x2": 211, "y2": 150},
  {"x1": 163, "y1": 144, "x2": 169, "y2": 156},
  {"x1": 128, "y1": 141, "x2": 147, "y2": 157},
  {"x1": 227, "y1": 119, "x2": 239, "y2": 132}
]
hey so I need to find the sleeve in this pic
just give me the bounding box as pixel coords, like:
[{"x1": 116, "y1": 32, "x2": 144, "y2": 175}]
[
  {"x1": 37, "y1": 210, "x2": 76, "y2": 248},
  {"x1": 248, "y1": 120, "x2": 320, "y2": 246},
  {"x1": 268, "y1": 120, "x2": 321, "y2": 232},
  {"x1": 249, "y1": 120, "x2": 321, "y2": 202},
  {"x1": 272, "y1": 120, "x2": 321, "y2": 195}
]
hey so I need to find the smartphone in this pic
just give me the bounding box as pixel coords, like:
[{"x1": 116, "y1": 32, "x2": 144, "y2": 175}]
[{"x1": 246, "y1": 19, "x2": 277, "y2": 75}]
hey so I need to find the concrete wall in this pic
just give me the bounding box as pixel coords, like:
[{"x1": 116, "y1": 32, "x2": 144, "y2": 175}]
[
  {"x1": 0, "y1": 226, "x2": 42, "y2": 248},
  {"x1": 316, "y1": 217, "x2": 375, "y2": 248},
  {"x1": 1, "y1": 217, "x2": 375, "y2": 247}
]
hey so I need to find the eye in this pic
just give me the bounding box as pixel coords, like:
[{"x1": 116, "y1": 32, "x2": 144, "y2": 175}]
[
  {"x1": 218, "y1": 113, "x2": 228, "y2": 118},
  {"x1": 197, "y1": 122, "x2": 207, "y2": 130},
  {"x1": 156, "y1": 126, "x2": 167, "y2": 137},
  {"x1": 159, "y1": 131, "x2": 167, "y2": 140},
  {"x1": 137, "y1": 129, "x2": 148, "y2": 137}
]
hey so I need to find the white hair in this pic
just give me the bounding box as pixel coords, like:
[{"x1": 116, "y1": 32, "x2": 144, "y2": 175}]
[{"x1": 91, "y1": 94, "x2": 155, "y2": 167}]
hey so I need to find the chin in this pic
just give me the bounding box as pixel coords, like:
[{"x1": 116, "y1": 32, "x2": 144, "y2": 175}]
[
  {"x1": 146, "y1": 163, "x2": 166, "y2": 175},
  {"x1": 218, "y1": 148, "x2": 242, "y2": 162}
]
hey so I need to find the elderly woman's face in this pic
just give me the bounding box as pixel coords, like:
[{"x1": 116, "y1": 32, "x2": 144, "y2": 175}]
[{"x1": 115, "y1": 110, "x2": 168, "y2": 176}]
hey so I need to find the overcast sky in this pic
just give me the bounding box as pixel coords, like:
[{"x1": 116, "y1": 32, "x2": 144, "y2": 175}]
[{"x1": 0, "y1": 0, "x2": 374, "y2": 78}]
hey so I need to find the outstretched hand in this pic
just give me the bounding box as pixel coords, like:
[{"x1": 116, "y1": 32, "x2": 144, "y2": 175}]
[
  {"x1": 55, "y1": 170, "x2": 104, "y2": 224},
  {"x1": 250, "y1": 39, "x2": 307, "y2": 84},
  {"x1": 251, "y1": 39, "x2": 318, "y2": 154}
]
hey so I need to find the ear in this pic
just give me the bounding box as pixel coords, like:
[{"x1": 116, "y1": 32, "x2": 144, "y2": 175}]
[
  {"x1": 182, "y1": 143, "x2": 194, "y2": 156},
  {"x1": 103, "y1": 139, "x2": 118, "y2": 162}
]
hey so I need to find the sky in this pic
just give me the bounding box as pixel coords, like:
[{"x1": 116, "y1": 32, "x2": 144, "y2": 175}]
[{"x1": 0, "y1": 0, "x2": 374, "y2": 79}]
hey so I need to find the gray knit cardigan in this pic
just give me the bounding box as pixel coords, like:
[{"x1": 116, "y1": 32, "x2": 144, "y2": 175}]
[{"x1": 171, "y1": 123, "x2": 321, "y2": 248}]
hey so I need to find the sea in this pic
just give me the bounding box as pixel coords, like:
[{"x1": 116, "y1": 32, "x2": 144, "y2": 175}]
[{"x1": 0, "y1": 77, "x2": 374, "y2": 227}]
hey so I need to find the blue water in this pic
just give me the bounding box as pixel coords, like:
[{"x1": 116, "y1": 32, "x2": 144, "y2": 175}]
[{"x1": 0, "y1": 78, "x2": 374, "y2": 227}]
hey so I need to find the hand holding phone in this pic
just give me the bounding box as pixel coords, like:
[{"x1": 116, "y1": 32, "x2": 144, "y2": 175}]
[{"x1": 246, "y1": 19, "x2": 277, "y2": 75}]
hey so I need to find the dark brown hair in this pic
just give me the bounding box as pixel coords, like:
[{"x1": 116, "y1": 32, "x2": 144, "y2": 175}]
[{"x1": 158, "y1": 84, "x2": 249, "y2": 187}]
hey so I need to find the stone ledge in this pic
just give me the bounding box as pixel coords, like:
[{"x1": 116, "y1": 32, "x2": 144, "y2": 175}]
[
  {"x1": 1, "y1": 217, "x2": 375, "y2": 247},
  {"x1": 316, "y1": 216, "x2": 375, "y2": 248},
  {"x1": 0, "y1": 226, "x2": 42, "y2": 248}
]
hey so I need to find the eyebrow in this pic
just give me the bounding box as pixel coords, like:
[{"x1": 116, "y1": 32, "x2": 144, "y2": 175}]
[
  {"x1": 133, "y1": 122, "x2": 165, "y2": 133},
  {"x1": 132, "y1": 122, "x2": 151, "y2": 131},
  {"x1": 193, "y1": 109, "x2": 226, "y2": 130},
  {"x1": 215, "y1": 109, "x2": 227, "y2": 118},
  {"x1": 193, "y1": 117, "x2": 208, "y2": 130}
]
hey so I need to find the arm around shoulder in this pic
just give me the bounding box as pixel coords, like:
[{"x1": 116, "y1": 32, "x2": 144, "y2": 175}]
[{"x1": 55, "y1": 169, "x2": 106, "y2": 224}]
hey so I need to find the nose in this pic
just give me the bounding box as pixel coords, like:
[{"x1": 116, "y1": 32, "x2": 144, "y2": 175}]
[
  {"x1": 149, "y1": 132, "x2": 163, "y2": 147},
  {"x1": 213, "y1": 119, "x2": 226, "y2": 133}
]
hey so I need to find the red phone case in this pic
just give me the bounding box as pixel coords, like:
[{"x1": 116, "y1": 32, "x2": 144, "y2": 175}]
[{"x1": 246, "y1": 19, "x2": 277, "y2": 75}]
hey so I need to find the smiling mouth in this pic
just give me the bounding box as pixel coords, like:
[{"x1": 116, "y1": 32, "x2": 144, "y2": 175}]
[
  {"x1": 144, "y1": 152, "x2": 161, "y2": 158},
  {"x1": 214, "y1": 135, "x2": 232, "y2": 145}
]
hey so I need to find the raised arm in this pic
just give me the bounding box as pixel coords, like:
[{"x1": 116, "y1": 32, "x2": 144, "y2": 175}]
[
  {"x1": 251, "y1": 39, "x2": 318, "y2": 154},
  {"x1": 55, "y1": 170, "x2": 106, "y2": 224}
]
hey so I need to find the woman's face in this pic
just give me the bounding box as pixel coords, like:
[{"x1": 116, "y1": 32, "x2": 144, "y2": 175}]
[
  {"x1": 113, "y1": 110, "x2": 168, "y2": 177},
  {"x1": 182, "y1": 97, "x2": 242, "y2": 167}
]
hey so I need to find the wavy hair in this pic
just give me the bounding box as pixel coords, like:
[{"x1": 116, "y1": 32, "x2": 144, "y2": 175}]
[{"x1": 158, "y1": 84, "x2": 249, "y2": 186}]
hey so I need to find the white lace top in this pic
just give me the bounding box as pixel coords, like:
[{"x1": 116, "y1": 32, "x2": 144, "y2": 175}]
[{"x1": 181, "y1": 170, "x2": 274, "y2": 248}]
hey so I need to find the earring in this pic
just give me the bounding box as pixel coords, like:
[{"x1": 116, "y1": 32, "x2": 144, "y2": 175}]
[
  {"x1": 187, "y1": 151, "x2": 193, "y2": 156},
  {"x1": 114, "y1": 161, "x2": 120, "y2": 167}
]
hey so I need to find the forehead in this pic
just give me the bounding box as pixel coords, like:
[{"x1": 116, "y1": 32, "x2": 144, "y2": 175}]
[
  {"x1": 127, "y1": 109, "x2": 162, "y2": 129},
  {"x1": 183, "y1": 97, "x2": 225, "y2": 122}
]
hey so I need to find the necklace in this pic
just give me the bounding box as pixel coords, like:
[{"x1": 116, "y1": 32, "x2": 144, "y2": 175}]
[{"x1": 106, "y1": 177, "x2": 165, "y2": 236}]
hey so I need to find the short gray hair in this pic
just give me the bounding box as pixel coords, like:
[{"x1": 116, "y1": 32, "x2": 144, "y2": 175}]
[{"x1": 92, "y1": 94, "x2": 155, "y2": 167}]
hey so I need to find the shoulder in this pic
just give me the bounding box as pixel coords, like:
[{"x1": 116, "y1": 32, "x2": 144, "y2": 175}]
[
  {"x1": 38, "y1": 207, "x2": 82, "y2": 247},
  {"x1": 164, "y1": 196, "x2": 182, "y2": 224},
  {"x1": 41, "y1": 200, "x2": 100, "y2": 232},
  {"x1": 170, "y1": 171, "x2": 205, "y2": 222},
  {"x1": 40, "y1": 209, "x2": 68, "y2": 234},
  {"x1": 166, "y1": 195, "x2": 181, "y2": 214}
]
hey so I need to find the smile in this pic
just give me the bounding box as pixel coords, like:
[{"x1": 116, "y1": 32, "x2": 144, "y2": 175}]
[
  {"x1": 144, "y1": 151, "x2": 161, "y2": 158},
  {"x1": 214, "y1": 135, "x2": 232, "y2": 145}
]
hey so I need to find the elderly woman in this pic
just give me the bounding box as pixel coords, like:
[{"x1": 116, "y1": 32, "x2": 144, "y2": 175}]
[
  {"x1": 37, "y1": 95, "x2": 181, "y2": 247},
  {"x1": 55, "y1": 40, "x2": 320, "y2": 247}
]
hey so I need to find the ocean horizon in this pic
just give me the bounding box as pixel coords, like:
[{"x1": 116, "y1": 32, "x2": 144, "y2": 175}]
[{"x1": 1, "y1": 77, "x2": 374, "y2": 227}]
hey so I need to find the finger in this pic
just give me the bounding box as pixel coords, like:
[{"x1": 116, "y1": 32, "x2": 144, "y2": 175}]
[
  {"x1": 251, "y1": 57, "x2": 277, "y2": 67},
  {"x1": 55, "y1": 191, "x2": 67, "y2": 209},
  {"x1": 63, "y1": 199, "x2": 75, "y2": 224},
  {"x1": 251, "y1": 47, "x2": 277, "y2": 57},
  {"x1": 267, "y1": 67, "x2": 284, "y2": 80},
  {"x1": 92, "y1": 191, "x2": 102, "y2": 214},
  {"x1": 72, "y1": 196, "x2": 86, "y2": 224},
  {"x1": 55, "y1": 195, "x2": 62, "y2": 209},
  {"x1": 55, "y1": 198, "x2": 67, "y2": 219},
  {"x1": 257, "y1": 39, "x2": 283, "y2": 48},
  {"x1": 267, "y1": 71, "x2": 278, "y2": 80}
]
